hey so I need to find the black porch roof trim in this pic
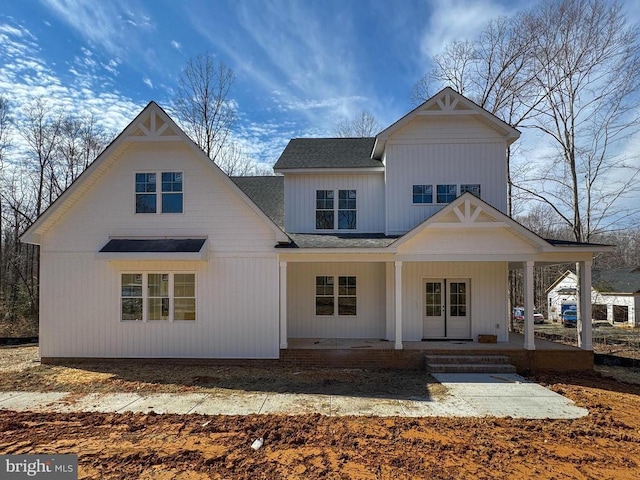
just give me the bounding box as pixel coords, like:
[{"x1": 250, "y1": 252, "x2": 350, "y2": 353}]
[
  {"x1": 100, "y1": 238, "x2": 206, "y2": 253},
  {"x1": 544, "y1": 238, "x2": 612, "y2": 247}
]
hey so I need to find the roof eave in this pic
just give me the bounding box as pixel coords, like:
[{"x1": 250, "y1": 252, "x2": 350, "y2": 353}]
[{"x1": 273, "y1": 167, "x2": 384, "y2": 174}]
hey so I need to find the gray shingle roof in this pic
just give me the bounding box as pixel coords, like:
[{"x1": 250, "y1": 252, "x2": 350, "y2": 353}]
[
  {"x1": 286, "y1": 233, "x2": 397, "y2": 248},
  {"x1": 231, "y1": 176, "x2": 285, "y2": 229},
  {"x1": 273, "y1": 138, "x2": 381, "y2": 170},
  {"x1": 593, "y1": 268, "x2": 640, "y2": 293}
]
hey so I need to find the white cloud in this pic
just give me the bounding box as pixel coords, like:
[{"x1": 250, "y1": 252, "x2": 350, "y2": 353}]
[
  {"x1": 143, "y1": 77, "x2": 153, "y2": 89},
  {"x1": 187, "y1": 1, "x2": 380, "y2": 133},
  {"x1": 0, "y1": 19, "x2": 141, "y2": 142},
  {"x1": 420, "y1": 0, "x2": 522, "y2": 59},
  {"x1": 171, "y1": 40, "x2": 182, "y2": 52},
  {"x1": 40, "y1": 0, "x2": 154, "y2": 58}
]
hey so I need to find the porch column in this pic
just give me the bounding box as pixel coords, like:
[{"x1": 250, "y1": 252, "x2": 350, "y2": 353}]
[
  {"x1": 523, "y1": 261, "x2": 536, "y2": 350},
  {"x1": 578, "y1": 260, "x2": 593, "y2": 350},
  {"x1": 279, "y1": 261, "x2": 287, "y2": 349},
  {"x1": 394, "y1": 261, "x2": 403, "y2": 350}
]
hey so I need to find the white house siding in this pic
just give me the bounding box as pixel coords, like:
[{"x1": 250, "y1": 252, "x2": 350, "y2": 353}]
[
  {"x1": 284, "y1": 173, "x2": 385, "y2": 233},
  {"x1": 39, "y1": 254, "x2": 279, "y2": 358},
  {"x1": 44, "y1": 142, "x2": 278, "y2": 253},
  {"x1": 401, "y1": 262, "x2": 508, "y2": 342},
  {"x1": 286, "y1": 262, "x2": 386, "y2": 339},
  {"x1": 39, "y1": 141, "x2": 281, "y2": 358},
  {"x1": 384, "y1": 117, "x2": 508, "y2": 235}
]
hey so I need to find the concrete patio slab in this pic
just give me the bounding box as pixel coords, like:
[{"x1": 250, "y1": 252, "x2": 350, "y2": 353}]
[
  {"x1": 0, "y1": 391, "x2": 27, "y2": 404},
  {"x1": 55, "y1": 393, "x2": 143, "y2": 413},
  {"x1": 189, "y1": 392, "x2": 267, "y2": 415},
  {"x1": 330, "y1": 395, "x2": 406, "y2": 417},
  {"x1": 259, "y1": 393, "x2": 332, "y2": 415},
  {"x1": 0, "y1": 392, "x2": 68, "y2": 411},
  {"x1": 433, "y1": 373, "x2": 588, "y2": 419},
  {"x1": 0, "y1": 373, "x2": 589, "y2": 419},
  {"x1": 120, "y1": 393, "x2": 208, "y2": 415},
  {"x1": 397, "y1": 396, "x2": 476, "y2": 418}
]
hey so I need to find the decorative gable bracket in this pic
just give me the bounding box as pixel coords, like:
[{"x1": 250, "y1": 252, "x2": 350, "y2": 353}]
[{"x1": 129, "y1": 109, "x2": 181, "y2": 141}]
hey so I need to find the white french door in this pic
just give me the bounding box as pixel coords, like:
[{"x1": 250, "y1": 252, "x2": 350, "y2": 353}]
[{"x1": 423, "y1": 279, "x2": 470, "y2": 339}]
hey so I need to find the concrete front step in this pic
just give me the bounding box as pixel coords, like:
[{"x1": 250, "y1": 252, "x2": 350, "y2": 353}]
[
  {"x1": 424, "y1": 354, "x2": 512, "y2": 365},
  {"x1": 427, "y1": 363, "x2": 517, "y2": 373},
  {"x1": 425, "y1": 354, "x2": 517, "y2": 373}
]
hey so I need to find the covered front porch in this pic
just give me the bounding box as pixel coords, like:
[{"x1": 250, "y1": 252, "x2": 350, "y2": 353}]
[
  {"x1": 282, "y1": 332, "x2": 593, "y2": 372},
  {"x1": 277, "y1": 195, "x2": 611, "y2": 365}
]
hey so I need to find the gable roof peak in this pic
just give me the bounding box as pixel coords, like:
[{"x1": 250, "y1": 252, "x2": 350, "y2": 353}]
[{"x1": 372, "y1": 87, "x2": 521, "y2": 159}]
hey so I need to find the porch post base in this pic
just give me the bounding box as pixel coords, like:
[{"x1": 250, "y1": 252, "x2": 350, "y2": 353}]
[{"x1": 394, "y1": 342, "x2": 403, "y2": 350}]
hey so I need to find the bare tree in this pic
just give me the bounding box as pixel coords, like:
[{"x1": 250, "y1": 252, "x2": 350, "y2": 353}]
[
  {"x1": 215, "y1": 142, "x2": 273, "y2": 176},
  {"x1": 415, "y1": 1, "x2": 640, "y2": 240},
  {"x1": 519, "y1": 0, "x2": 640, "y2": 242},
  {"x1": 173, "y1": 53, "x2": 236, "y2": 162},
  {"x1": 55, "y1": 114, "x2": 111, "y2": 193},
  {"x1": 413, "y1": 16, "x2": 545, "y2": 215},
  {"x1": 333, "y1": 110, "x2": 381, "y2": 137},
  {"x1": 18, "y1": 97, "x2": 64, "y2": 218},
  {"x1": 0, "y1": 96, "x2": 11, "y2": 313}
]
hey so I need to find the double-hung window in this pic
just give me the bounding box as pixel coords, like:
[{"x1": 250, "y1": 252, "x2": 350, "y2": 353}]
[
  {"x1": 315, "y1": 190, "x2": 334, "y2": 230},
  {"x1": 135, "y1": 172, "x2": 183, "y2": 213},
  {"x1": 412, "y1": 185, "x2": 433, "y2": 204},
  {"x1": 315, "y1": 275, "x2": 357, "y2": 316},
  {"x1": 315, "y1": 189, "x2": 357, "y2": 230},
  {"x1": 121, "y1": 272, "x2": 195, "y2": 321},
  {"x1": 338, "y1": 190, "x2": 357, "y2": 229},
  {"x1": 436, "y1": 184, "x2": 457, "y2": 203}
]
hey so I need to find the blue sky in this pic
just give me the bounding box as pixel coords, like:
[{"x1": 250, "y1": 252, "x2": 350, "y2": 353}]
[{"x1": 1, "y1": 0, "x2": 640, "y2": 169}]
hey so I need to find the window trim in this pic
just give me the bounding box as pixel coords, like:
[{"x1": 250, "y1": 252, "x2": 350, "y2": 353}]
[
  {"x1": 314, "y1": 275, "x2": 357, "y2": 317},
  {"x1": 120, "y1": 271, "x2": 196, "y2": 322},
  {"x1": 314, "y1": 189, "x2": 357, "y2": 231},
  {"x1": 134, "y1": 171, "x2": 184, "y2": 215},
  {"x1": 412, "y1": 184, "x2": 433, "y2": 205},
  {"x1": 315, "y1": 190, "x2": 335, "y2": 230},
  {"x1": 412, "y1": 183, "x2": 481, "y2": 205}
]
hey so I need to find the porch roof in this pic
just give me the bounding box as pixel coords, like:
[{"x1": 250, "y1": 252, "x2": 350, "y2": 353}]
[{"x1": 286, "y1": 233, "x2": 398, "y2": 248}]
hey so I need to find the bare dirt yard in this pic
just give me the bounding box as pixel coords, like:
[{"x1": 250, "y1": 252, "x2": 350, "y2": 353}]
[{"x1": 2, "y1": 346, "x2": 640, "y2": 479}]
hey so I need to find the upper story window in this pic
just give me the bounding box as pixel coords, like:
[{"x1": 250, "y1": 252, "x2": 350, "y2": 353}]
[
  {"x1": 460, "y1": 184, "x2": 481, "y2": 197},
  {"x1": 316, "y1": 190, "x2": 334, "y2": 229},
  {"x1": 436, "y1": 184, "x2": 457, "y2": 204},
  {"x1": 135, "y1": 172, "x2": 183, "y2": 214},
  {"x1": 315, "y1": 189, "x2": 357, "y2": 230},
  {"x1": 412, "y1": 185, "x2": 433, "y2": 204},
  {"x1": 338, "y1": 190, "x2": 357, "y2": 229},
  {"x1": 413, "y1": 184, "x2": 481, "y2": 205}
]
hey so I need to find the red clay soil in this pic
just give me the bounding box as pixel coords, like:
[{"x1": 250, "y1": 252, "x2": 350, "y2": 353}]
[{"x1": 1, "y1": 370, "x2": 640, "y2": 479}]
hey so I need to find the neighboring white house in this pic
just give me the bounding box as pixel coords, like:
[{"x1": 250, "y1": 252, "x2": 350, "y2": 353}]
[
  {"x1": 21, "y1": 88, "x2": 610, "y2": 360},
  {"x1": 548, "y1": 269, "x2": 640, "y2": 326}
]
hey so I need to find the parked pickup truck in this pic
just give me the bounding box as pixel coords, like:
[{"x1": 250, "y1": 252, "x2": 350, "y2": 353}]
[{"x1": 561, "y1": 305, "x2": 578, "y2": 327}]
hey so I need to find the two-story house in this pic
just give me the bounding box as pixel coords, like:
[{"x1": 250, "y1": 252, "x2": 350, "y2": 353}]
[{"x1": 21, "y1": 88, "x2": 608, "y2": 365}]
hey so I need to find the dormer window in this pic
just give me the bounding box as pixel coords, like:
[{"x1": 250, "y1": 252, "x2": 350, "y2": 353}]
[
  {"x1": 315, "y1": 189, "x2": 357, "y2": 230},
  {"x1": 135, "y1": 172, "x2": 183, "y2": 214}
]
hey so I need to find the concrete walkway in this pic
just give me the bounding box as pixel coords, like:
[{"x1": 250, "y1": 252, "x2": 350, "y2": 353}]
[{"x1": 0, "y1": 373, "x2": 588, "y2": 420}]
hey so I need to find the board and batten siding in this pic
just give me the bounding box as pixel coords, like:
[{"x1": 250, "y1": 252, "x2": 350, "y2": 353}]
[
  {"x1": 44, "y1": 142, "x2": 278, "y2": 253},
  {"x1": 384, "y1": 116, "x2": 508, "y2": 235},
  {"x1": 39, "y1": 141, "x2": 281, "y2": 358},
  {"x1": 39, "y1": 254, "x2": 279, "y2": 358},
  {"x1": 401, "y1": 262, "x2": 509, "y2": 342},
  {"x1": 284, "y1": 173, "x2": 385, "y2": 233},
  {"x1": 286, "y1": 262, "x2": 386, "y2": 338}
]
